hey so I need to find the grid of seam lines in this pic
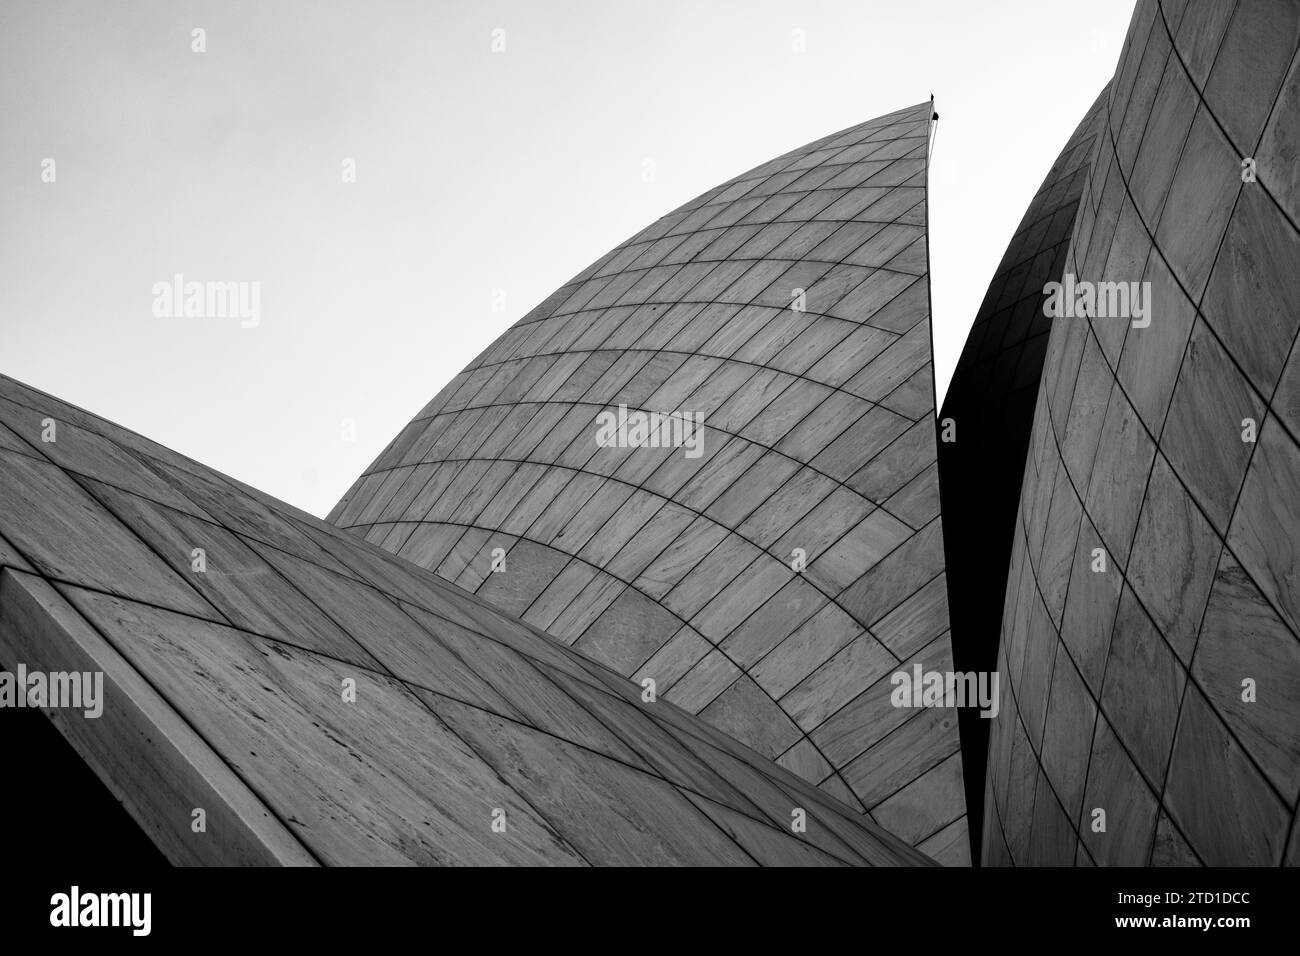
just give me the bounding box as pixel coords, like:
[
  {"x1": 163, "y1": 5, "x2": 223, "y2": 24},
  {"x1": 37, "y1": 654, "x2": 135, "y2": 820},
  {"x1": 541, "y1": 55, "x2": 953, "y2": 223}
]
[
  {"x1": 936, "y1": 82, "x2": 1109, "y2": 863},
  {"x1": 984, "y1": 0, "x2": 1300, "y2": 866},
  {"x1": 0, "y1": 373, "x2": 934, "y2": 866},
  {"x1": 330, "y1": 100, "x2": 971, "y2": 863}
]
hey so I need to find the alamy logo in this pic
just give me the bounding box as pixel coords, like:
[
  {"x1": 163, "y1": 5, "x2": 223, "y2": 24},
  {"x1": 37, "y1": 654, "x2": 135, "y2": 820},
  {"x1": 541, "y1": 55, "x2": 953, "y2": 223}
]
[
  {"x1": 890, "y1": 664, "x2": 1000, "y2": 718},
  {"x1": 50, "y1": 886, "x2": 151, "y2": 936},
  {"x1": 151, "y1": 273, "x2": 261, "y2": 328},
  {"x1": 0, "y1": 664, "x2": 103, "y2": 718},
  {"x1": 1043, "y1": 273, "x2": 1150, "y2": 328},
  {"x1": 594, "y1": 404, "x2": 704, "y2": 459}
]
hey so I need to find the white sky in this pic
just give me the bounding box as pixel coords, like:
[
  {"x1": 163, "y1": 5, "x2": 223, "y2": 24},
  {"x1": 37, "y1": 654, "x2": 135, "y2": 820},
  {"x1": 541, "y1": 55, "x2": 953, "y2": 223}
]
[{"x1": 0, "y1": 0, "x2": 1134, "y2": 517}]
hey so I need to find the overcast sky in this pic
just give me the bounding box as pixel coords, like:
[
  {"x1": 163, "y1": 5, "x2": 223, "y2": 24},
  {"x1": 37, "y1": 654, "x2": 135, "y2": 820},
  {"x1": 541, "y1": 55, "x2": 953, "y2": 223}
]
[{"x1": 0, "y1": 0, "x2": 1134, "y2": 517}]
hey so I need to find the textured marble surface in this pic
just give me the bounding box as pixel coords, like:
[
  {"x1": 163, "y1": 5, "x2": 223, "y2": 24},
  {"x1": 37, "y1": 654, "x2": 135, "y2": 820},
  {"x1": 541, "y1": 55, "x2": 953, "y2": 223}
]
[
  {"x1": 329, "y1": 102, "x2": 970, "y2": 862},
  {"x1": 983, "y1": 0, "x2": 1300, "y2": 866},
  {"x1": 0, "y1": 373, "x2": 931, "y2": 867},
  {"x1": 936, "y1": 81, "x2": 1109, "y2": 863}
]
